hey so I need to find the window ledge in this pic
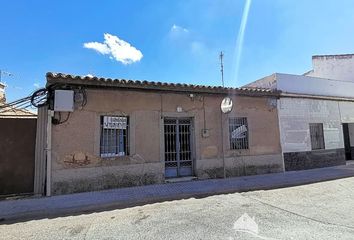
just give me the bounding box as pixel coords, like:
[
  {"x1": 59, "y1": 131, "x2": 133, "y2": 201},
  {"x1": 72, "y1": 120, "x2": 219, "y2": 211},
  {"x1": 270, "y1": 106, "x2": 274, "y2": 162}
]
[{"x1": 100, "y1": 153, "x2": 126, "y2": 158}]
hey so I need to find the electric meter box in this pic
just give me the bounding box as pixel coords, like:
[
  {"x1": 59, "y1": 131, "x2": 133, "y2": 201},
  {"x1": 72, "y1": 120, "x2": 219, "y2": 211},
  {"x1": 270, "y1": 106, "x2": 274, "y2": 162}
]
[{"x1": 54, "y1": 90, "x2": 74, "y2": 112}]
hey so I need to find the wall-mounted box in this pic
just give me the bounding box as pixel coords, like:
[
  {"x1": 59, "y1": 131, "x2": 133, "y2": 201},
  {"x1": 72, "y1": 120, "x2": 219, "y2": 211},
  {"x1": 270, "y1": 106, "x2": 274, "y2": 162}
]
[
  {"x1": 201, "y1": 129, "x2": 210, "y2": 138},
  {"x1": 54, "y1": 90, "x2": 74, "y2": 112}
]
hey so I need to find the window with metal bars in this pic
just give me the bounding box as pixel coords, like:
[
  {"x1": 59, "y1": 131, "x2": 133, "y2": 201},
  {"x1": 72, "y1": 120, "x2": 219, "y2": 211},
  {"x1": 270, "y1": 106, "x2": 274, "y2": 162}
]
[
  {"x1": 229, "y1": 117, "x2": 249, "y2": 150},
  {"x1": 100, "y1": 116, "x2": 129, "y2": 157},
  {"x1": 309, "y1": 123, "x2": 325, "y2": 150}
]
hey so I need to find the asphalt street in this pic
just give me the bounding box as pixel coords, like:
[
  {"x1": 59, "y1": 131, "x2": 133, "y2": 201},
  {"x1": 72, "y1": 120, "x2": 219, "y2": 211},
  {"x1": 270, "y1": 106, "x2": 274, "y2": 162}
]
[{"x1": 1, "y1": 177, "x2": 354, "y2": 240}]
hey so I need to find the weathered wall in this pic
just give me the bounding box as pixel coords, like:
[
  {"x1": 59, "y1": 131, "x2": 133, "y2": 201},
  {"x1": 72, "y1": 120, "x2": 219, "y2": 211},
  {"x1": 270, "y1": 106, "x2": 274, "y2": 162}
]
[
  {"x1": 51, "y1": 89, "x2": 282, "y2": 194},
  {"x1": 278, "y1": 97, "x2": 352, "y2": 170},
  {"x1": 306, "y1": 54, "x2": 354, "y2": 81},
  {"x1": 51, "y1": 89, "x2": 164, "y2": 194},
  {"x1": 278, "y1": 98, "x2": 343, "y2": 152},
  {"x1": 197, "y1": 154, "x2": 283, "y2": 179},
  {"x1": 194, "y1": 94, "x2": 282, "y2": 179}
]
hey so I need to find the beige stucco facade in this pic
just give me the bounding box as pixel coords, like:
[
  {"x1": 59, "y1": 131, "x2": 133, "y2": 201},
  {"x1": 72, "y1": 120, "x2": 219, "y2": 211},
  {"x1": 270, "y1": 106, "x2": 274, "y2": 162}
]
[{"x1": 49, "y1": 86, "x2": 283, "y2": 195}]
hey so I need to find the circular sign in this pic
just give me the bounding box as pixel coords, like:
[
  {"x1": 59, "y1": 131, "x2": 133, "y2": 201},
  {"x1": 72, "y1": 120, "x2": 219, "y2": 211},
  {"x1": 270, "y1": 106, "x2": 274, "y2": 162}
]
[{"x1": 221, "y1": 97, "x2": 233, "y2": 114}]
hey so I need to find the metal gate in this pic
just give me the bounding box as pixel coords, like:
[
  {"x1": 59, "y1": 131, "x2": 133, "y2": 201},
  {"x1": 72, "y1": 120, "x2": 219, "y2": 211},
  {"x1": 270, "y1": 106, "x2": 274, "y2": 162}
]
[
  {"x1": 164, "y1": 118, "x2": 193, "y2": 178},
  {"x1": 0, "y1": 118, "x2": 37, "y2": 196}
]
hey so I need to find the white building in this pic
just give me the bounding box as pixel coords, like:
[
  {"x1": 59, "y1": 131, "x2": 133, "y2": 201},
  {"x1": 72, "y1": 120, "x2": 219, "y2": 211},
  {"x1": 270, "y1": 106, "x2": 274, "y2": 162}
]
[
  {"x1": 245, "y1": 54, "x2": 354, "y2": 171},
  {"x1": 305, "y1": 54, "x2": 354, "y2": 81}
]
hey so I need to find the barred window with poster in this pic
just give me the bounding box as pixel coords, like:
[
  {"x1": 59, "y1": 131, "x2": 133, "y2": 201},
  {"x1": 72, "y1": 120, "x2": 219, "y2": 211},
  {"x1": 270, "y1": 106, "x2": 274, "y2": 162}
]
[
  {"x1": 100, "y1": 116, "x2": 129, "y2": 157},
  {"x1": 229, "y1": 117, "x2": 249, "y2": 150}
]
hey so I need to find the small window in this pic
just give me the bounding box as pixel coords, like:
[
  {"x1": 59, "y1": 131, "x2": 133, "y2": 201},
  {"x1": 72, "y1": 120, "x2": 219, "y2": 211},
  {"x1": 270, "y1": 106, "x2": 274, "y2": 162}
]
[
  {"x1": 309, "y1": 123, "x2": 325, "y2": 150},
  {"x1": 100, "y1": 116, "x2": 129, "y2": 157},
  {"x1": 229, "y1": 117, "x2": 249, "y2": 150}
]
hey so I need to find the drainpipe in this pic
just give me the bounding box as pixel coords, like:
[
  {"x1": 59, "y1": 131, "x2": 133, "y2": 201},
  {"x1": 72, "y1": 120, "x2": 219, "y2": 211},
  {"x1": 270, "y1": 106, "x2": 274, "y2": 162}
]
[
  {"x1": 46, "y1": 109, "x2": 53, "y2": 197},
  {"x1": 220, "y1": 110, "x2": 226, "y2": 178}
]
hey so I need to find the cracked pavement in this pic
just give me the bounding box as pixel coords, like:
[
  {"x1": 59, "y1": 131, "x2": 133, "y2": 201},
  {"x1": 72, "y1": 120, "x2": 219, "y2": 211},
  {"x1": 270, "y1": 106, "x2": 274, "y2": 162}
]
[{"x1": 1, "y1": 177, "x2": 354, "y2": 240}]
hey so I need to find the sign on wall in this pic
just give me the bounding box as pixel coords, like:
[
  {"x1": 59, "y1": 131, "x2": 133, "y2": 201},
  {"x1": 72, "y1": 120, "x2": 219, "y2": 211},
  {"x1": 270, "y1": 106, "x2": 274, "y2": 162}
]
[
  {"x1": 103, "y1": 116, "x2": 127, "y2": 129},
  {"x1": 231, "y1": 125, "x2": 247, "y2": 139}
]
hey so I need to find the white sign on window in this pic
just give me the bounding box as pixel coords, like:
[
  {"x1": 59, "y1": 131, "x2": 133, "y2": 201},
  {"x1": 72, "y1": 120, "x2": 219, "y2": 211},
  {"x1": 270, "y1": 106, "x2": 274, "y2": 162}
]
[
  {"x1": 103, "y1": 116, "x2": 127, "y2": 129},
  {"x1": 232, "y1": 125, "x2": 247, "y2": 139}
]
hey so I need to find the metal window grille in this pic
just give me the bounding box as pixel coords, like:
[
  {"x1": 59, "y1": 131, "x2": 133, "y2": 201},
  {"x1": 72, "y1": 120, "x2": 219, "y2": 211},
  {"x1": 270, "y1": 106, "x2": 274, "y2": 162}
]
[
  {"x1": 177, "y1": 119, "x2": 192, "y2": 165},
  {"x1": 229, "y1": 117, "x2": 249, "y2": 150},
  {"x1": 100, "y1": 116, "x2": 129, "y2": 157},
  {"x1": 309, "y1": 123, "x2": 325, "y2": 150}
]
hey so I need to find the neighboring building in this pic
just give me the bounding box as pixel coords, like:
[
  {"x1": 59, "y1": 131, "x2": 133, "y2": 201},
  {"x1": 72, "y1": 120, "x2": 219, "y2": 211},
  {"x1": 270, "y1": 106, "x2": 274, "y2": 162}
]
[
  {"x1": 245, "y1": 63, "x2": 354, "y2": 171},
  {"x1": 0, "y1": 82, "x2": 5, "y2": 104},
  {"x1": 0, "y1": 82, "x2": 37, "y2": 196},
  {"x1": 0, "y1": 82, "x2": 36, "y2": 118},
  {"x1": 37, "y1": 72, "x2": 283, "y2": 195},
  {"x1": 304, "y1": 53, "x2": 354, "y2": 81},
  {"x1": 0, "y1": 106, "x2": 37, "y2": 118}
]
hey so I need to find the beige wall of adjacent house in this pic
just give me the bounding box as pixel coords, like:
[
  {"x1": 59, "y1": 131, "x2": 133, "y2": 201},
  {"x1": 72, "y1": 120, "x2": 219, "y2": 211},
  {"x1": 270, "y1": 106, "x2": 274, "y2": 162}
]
[{"x1": 51, "y1": 89, "x2": 282, "y2": 195}]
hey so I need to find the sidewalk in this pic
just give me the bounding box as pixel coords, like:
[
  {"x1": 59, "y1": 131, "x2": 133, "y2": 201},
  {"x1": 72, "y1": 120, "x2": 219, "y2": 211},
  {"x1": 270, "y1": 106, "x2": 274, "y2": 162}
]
[{"x1": 1, "y1": 163, "x2": 354, "y2": 223}]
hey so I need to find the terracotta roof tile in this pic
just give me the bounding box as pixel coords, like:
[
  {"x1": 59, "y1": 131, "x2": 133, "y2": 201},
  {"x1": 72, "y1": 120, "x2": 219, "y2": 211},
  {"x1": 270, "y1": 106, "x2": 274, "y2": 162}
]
[{"x1": 46, "y1": 72, "x2": 280, "y2": 96}]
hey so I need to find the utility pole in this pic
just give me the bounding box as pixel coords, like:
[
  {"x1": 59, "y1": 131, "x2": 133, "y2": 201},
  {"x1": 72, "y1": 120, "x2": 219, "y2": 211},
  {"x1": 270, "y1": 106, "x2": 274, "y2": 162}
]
[{"x1": 220, "y1": 51, "x2": 224, "y2": 87}]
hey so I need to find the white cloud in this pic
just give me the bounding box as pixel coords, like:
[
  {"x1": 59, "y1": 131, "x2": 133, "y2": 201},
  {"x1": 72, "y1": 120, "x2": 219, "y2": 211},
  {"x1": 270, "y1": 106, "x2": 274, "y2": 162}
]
[
  {"x1": 83, "y1": 42, "x2": 110, "y2": 54},
  {"x1": 171, "y1": 24, "x2": 189, "y2": 33},
  {"x1": 168, "y1": 24, "x2": 190, "y2": 43},
  {"x1": 33, "y1": 83, "x2": 40, "y2": 89},
  {"x1": 83, "y1": 33, "x2": 143, "y2": 65}
]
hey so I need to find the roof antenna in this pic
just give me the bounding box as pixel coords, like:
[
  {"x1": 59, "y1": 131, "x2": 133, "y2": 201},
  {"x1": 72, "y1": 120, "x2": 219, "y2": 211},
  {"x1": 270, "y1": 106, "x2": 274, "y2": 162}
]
[{"x1": 220, "y1": 51, "x2": 224, "y2": 87}]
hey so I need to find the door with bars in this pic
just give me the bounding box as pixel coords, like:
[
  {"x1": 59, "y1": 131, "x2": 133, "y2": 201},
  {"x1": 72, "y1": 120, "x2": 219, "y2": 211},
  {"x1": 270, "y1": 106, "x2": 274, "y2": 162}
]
[{"x1": 164, "y1": 118, "x2": 194, "y2": 178}]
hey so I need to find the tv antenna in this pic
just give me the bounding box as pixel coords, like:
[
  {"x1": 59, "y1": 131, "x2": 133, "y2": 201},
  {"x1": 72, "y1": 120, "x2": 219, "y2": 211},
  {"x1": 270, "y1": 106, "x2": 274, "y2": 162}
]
[{"x1": 219, "y1": 51, "x2": 224, "y2": 87}]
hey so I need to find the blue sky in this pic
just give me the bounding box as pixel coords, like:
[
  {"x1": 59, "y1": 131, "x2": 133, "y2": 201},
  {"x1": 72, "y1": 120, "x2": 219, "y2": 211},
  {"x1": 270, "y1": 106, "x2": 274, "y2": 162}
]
[{"x1": 1, "y1": 0, "x2": 354, "y2": 102}]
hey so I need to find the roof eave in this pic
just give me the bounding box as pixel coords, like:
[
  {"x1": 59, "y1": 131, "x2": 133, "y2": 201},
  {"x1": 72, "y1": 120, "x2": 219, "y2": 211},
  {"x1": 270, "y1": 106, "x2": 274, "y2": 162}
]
[
  {"x1": 46, "y1": 72, "x2": 280, "y2": 97},
  {"x1": 280, "y1": 92, "x2": 354, "y2": 102}
]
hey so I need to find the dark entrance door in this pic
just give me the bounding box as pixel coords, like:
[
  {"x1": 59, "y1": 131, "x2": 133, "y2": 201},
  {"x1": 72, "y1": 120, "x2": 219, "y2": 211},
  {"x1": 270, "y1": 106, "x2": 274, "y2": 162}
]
[
  {"x1": 342, "y1": 123, "x2": 352, "y2": 160},
  {"x1": 0, "y1": 118, "x2": 37, "y2": 196},
  {"x1": 164, "y1": 118, "x2": 193, "y2": 178}
]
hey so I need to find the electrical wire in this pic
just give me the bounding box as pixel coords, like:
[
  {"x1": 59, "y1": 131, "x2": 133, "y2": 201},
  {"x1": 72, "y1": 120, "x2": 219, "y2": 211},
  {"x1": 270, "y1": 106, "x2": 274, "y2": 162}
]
[
  {"x1": 1, "y1": 83, "x2": 88, "y2": 125},
  {"x1": 30, "y1": 88, "x2": 48, "y2": 108},
  {"x1": 0, "y1": 96, "x2": 31, "y2": 109},
  {"x1": 52, "y1": 111, "x2": 71, "y2": 125}
]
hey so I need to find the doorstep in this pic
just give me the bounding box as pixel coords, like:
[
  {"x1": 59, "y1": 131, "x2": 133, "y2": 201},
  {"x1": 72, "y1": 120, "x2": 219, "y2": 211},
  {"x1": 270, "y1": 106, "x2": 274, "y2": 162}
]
[
  {"x1": 165, "y1": 176, "x2": 198, "y2": 183},
  {"x1": 346, "y1": 160, "x2": 354, "y2": 165}
]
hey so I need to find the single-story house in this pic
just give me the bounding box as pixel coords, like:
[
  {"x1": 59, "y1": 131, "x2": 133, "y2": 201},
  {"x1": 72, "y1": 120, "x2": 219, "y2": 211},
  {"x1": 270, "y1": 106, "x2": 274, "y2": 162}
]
[{"x1": 34, "y1": 72, "x2": 283, "y2": 195}]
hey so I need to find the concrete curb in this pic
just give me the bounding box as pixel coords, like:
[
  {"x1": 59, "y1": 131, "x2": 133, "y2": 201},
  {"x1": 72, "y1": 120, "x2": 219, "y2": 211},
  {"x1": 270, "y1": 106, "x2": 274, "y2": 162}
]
[{"x1": 1, "y1": 164, "x2": 354, "y2": 223}]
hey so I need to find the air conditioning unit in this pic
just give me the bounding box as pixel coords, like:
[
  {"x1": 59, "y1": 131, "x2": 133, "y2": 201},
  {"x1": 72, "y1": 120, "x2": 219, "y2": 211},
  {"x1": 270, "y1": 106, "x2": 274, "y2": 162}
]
[{"x1": 54, "y1": 90, "x2": 74, "y2": 112}]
